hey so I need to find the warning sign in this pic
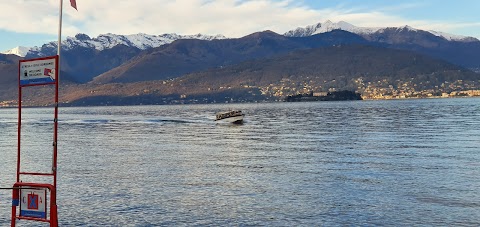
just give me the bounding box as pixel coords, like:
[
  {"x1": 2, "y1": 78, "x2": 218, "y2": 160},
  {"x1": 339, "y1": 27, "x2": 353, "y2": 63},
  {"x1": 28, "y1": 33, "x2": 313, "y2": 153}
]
[
  {"x1": 19, "y1": 55, "x2": 58, "y2": 86},
  {"x1": 20, "y1": 189, "x2": 47, "y2": 219}
]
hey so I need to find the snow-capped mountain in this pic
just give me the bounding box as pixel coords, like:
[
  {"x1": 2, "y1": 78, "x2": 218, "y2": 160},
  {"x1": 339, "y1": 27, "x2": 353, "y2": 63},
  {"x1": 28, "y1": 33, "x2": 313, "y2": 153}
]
[
  {"x1": 5, "y1": 20, "x2": 478, "y2": 58},
  {"x1": 5, "y1": 33, "x2": 226, "y2": 57},
  {"x1": 60, "y1": 33, "x2": 226, "y2": 51},
  {"x1": 285, "y1": 20, "x2": 478, "y2": 42},
  {"x1": 285, "y1": 20, "x2": 380, "y2": 37},
  {"x1": 2, "y1": 46, "x2": 31, "y2": 57},
  {"x1": 427, "y1": 30, "x2": 477, "y2": 42}
]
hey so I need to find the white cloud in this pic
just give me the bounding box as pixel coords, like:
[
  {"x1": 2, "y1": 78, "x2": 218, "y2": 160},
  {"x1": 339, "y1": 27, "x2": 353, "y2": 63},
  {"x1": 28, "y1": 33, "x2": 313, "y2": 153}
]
[
  {"x1": 72, "y1": 0, "x2": 324, "y2": 37},
  {"x1": 0, "y1": 0, "x2": 479, "y2": 39}
]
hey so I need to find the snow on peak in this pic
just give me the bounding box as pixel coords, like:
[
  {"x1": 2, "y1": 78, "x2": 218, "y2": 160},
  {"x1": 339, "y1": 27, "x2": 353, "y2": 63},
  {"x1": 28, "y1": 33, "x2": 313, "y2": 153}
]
[
  {"x1": 403, "y1": 25, "x2": 416, "y2": 30},
  {"x1": 2, "y1": 46, "x2": 31, "y2": 57},
  {"x1": 16, "y1": 33, "x2": 228, "y2": 57},
  {"x1": 58, "y1": 32, "x2": 227, "y2": 51},
  {"x1": 429, "y1": 30, "x2": 478, "y2": 42},
  {"x1": 284, "y1": 20, "x2": 380, "y2": 37},
  {"x1": 374, "y1": 25, "x2": 418, "y2": 34},
  {"x1": 284, "y1": 20, "x2": 478, "y2": 42}
]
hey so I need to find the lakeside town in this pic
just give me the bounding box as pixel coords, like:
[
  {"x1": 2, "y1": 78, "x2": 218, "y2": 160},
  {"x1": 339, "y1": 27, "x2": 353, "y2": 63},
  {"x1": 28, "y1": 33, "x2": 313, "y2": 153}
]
[
  {"x1": 1, "y1": 76, "x2": 480, "y2": 107},
  {"x1": 258, "y1": 77, "x2": 480, "y2": 101}
]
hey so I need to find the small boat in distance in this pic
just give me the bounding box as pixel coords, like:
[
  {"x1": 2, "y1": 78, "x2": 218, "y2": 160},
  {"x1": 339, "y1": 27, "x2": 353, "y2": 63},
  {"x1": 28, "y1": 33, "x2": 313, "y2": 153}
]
[{"x1": 215, "y1": 110, "x2": 244, "y2": 124}]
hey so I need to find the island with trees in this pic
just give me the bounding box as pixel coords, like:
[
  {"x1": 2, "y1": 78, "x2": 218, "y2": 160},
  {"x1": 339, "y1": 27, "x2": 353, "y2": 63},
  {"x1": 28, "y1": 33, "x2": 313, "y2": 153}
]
[{"x1": 285, "y1": 90, "x2": 362, "y2": 102}]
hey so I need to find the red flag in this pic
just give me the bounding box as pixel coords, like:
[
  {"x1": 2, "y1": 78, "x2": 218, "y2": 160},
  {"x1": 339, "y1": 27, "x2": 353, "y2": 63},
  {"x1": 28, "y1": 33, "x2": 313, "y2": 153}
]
[{"x1": 70, "y1": 0, "x2": 77, "y2": 10}]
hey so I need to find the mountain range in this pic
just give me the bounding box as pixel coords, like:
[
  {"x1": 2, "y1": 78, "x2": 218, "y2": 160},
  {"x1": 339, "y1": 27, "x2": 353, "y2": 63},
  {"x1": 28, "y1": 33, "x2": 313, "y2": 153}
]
[
  {"x1": 1, "y1": 20, "x2": 479, "y2": 106},
  {"x1": 284, "y1": 20, "x2": 477, "y2": 42}
]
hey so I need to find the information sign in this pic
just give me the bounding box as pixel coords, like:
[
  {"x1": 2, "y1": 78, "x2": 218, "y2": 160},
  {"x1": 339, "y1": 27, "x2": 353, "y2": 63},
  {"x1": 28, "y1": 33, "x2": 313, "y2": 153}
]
[
  {"x1": 19, "y1": 56, "x2": 58, "y2": 86},
  {"x1": 20, "y1": 189, "x2": 47, "y2": 219}
]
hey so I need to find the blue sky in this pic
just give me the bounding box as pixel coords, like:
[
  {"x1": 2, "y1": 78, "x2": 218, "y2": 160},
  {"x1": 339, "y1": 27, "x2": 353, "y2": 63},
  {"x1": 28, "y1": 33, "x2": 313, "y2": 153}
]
[{"x1": 1, "y1": 0, "x2": 480, "y2": 52}]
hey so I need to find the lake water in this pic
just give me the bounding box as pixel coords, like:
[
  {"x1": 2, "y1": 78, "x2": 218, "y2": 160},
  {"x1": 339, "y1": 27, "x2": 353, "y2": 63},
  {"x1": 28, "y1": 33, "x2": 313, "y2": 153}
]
[{"x1": 1, "y1": 98, "x2": 480, "y2": 226}]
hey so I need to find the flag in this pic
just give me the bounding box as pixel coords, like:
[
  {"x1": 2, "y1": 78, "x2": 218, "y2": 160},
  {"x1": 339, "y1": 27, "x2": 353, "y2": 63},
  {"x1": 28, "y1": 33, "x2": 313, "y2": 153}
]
[{"x1": 70, "y1": 0, "x2": 77, "y2": 10}]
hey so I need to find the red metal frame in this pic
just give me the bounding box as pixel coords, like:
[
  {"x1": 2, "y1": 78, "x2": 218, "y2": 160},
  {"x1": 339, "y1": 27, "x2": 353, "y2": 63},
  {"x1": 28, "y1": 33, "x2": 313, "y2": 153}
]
[
  {"x1": 19, "y1": 55, "x2": 58, "y2": 64},
  {"x1": 11, "y1": 182, "x2": 57, "y2": 226},
  {"x1": 14, "y1": 55, "x2": 59, "y2": 227}
]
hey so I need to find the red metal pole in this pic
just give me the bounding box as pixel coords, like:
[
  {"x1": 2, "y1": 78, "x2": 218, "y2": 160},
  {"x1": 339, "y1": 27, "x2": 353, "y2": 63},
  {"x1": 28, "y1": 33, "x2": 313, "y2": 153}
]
[
  {"x1": 11, "y1": 187, "x2": 19, "y2": 226},
  {"x1": 17, "y1": 69, "x2": 22, "y2": 182},
  {"x1": 51, "y1": 188, "x2": 58, "y2": 227},
  {"x1": 14, "y1": 41, "x2": 20, "y2": 227},
  {"x1": 53, "y1": 55, "x2": 59, "y2": 189},
  {"x1": 52, "y1": 54, "x2": 59, "y2": 227}
]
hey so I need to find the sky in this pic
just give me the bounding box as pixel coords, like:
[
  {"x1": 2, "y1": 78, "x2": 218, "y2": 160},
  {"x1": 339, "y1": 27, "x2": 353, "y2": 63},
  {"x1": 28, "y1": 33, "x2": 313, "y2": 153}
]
[{"x1": 1, "y1": 0, "x2": 480, "y2": 51}]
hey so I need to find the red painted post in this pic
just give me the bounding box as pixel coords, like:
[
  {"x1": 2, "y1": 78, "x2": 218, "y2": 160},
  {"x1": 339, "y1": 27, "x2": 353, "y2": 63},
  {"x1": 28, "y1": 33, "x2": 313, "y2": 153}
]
[
  {"x1": 50, "y1": 183, "x2": 58, "y2": 227},
  {"x1": 17, "y1": 65, "x2": 21, "y2": 183},
  {"x1": 53, "y1": 55, "x2": 59, "y2": 190},
  {"x1": 11, "y1": 188, "x2": 18, "y2": 226},
  {"x1": 51, "y1": 204, "x2": 58, "y2": 226}
]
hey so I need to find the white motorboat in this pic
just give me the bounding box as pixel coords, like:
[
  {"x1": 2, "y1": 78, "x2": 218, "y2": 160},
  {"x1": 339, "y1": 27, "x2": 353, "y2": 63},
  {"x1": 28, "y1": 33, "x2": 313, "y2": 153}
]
[{"x1": 215, "y1": 110, "x2": 244, "y2": 124}]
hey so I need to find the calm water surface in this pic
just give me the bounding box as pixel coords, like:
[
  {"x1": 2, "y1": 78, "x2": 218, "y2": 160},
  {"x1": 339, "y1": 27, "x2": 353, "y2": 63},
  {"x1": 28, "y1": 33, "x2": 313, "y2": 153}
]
[{"x1": 1, "y1": 98, "x2": 480, "y2": 226}]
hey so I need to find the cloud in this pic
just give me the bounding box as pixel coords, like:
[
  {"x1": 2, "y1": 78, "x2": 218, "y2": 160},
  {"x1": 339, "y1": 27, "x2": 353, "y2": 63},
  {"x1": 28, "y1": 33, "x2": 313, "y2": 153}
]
[
  {"x1": 73, "y1": 0, "x2": 324, "y2": 37},
  {"x1": 0, "y1": 0, "x2": 479, "y2": 39}
]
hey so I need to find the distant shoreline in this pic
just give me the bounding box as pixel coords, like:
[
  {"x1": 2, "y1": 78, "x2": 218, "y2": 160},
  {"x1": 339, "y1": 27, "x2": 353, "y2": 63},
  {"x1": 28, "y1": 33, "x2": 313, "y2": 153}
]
[{"x1": 2, "y1": 95, "x2": 480, "y2": 108}]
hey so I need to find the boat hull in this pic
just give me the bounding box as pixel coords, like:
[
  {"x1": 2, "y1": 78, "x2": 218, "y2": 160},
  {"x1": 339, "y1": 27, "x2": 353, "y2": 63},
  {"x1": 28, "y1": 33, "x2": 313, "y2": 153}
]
[{"x1": 215, "y1": 115, "x2": 244, "y2": 124}]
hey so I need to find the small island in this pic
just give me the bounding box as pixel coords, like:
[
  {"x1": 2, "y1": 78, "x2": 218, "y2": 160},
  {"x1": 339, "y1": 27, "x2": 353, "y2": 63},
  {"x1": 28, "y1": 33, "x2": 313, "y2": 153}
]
[{"x1": 285, "y1": 90, "x2": 362, "y2": 102}]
